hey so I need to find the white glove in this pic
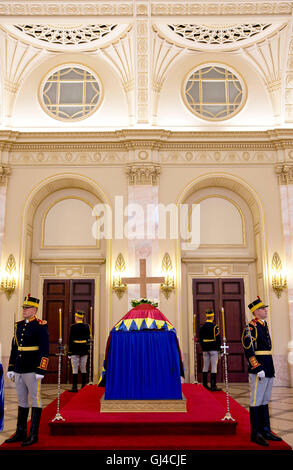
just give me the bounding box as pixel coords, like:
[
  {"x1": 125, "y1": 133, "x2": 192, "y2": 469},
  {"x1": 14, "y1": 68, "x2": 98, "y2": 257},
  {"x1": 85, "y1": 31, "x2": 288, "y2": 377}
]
[
  {"x1": 35, "y1": 374, "x2": 44, "y2": 380},
  {"x1": 7, "y1": 371, "x2": 15, "y2": 382},
  {"x1": 257, "y1": 370, "x2": 265, "y2": 379}
]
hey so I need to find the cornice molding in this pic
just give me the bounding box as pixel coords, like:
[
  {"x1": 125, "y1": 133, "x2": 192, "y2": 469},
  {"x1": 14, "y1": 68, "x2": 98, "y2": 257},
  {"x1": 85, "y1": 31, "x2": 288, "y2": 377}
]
[
  {"x1": 3, "y1": 128, "x2": 293, "y2": 144},
  {"x1": 0, "y1": 2, "x2": 292, "y2": 18},
  {"x1": 2, "y1": 129, "x2": 293, "y2": 166},
  {"x1": 31, "y1": 257, "x2": 106, "y2": 265},
  {"x1": 181, "y1": 256, "x2": 256, "y2": 264}
]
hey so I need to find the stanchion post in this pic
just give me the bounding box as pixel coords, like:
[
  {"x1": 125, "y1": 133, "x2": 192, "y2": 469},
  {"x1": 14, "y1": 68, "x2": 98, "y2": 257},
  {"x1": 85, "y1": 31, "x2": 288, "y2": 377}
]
[
  {"x1": 52, "y1": 308, "x2": 65, "y2": 422},
  {"x1": 193, "y1": 314, "x2": 199, "y2": 384},
  {"x1": 51, "y1": 338, "x2": 65, "y2": 422},
  {"x1": 88, "y1": 306, "x2": 94, "y2": 385},
  {"x1": 193, "y1": 336, "x2": 199, "y2": 384},
  {"x1": 221, "y1": 307, "x2": 235, "y2": 422},
  {"x1": 88, "y1": 338, "x2": 94, "y2": 385}
]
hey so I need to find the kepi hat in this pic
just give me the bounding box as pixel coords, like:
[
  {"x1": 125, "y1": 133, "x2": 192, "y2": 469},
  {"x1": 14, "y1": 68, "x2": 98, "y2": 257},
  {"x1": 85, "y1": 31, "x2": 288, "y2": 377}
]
[
  {"x1": 23, "y1": 293, "x2": 39, "y2": 309},
  {"x1": 205, "y1": 309, "x2": 215, "y2": 318},
  {"x1": 75, "y1": 310, "x2": 85, "y2": 319},
  {"x1": 248, "y1": 296, "x2": 268, "y2": 314}
]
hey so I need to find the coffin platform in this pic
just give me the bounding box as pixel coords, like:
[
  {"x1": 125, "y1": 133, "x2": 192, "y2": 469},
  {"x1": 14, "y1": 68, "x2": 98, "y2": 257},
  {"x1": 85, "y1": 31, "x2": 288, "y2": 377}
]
[
  {"x1": 49, "y1": 384, "x2": 237, "y2": 436},
  {"x1": 100, "y1": 393, "x2": 187, "y2": 413}
]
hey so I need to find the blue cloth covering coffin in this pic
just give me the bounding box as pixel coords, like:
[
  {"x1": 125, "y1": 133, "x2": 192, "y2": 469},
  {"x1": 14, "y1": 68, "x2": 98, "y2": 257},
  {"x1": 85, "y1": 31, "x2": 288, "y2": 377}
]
[{"x1": 99, "y1": 303, "x2": 184, "y2": 400}]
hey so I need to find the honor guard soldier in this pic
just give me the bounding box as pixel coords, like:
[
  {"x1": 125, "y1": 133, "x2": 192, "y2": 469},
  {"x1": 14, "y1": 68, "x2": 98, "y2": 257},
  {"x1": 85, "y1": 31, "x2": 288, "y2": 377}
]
[
  {"x1": 199, "y1": 309, "x2": 222, "y2": 392},
  {"x1": 6, "y1": 294, "x2": 49, "y2": 446},
  {"x1": 68, "y1": 311, "x2": 90, "y2": 392},
  {"x1": 242, "y1": 297, "x2": 282, "y2": 446}
]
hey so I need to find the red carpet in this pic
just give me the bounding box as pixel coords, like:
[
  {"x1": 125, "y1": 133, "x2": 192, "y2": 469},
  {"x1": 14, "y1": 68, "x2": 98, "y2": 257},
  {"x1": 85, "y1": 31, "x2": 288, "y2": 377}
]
[
  {"x1": 0, "y1": 384, "x2": 292, "y2": 451},
  {"x1": 49, "y1": 383, "x2": 236, "y2": 436}
]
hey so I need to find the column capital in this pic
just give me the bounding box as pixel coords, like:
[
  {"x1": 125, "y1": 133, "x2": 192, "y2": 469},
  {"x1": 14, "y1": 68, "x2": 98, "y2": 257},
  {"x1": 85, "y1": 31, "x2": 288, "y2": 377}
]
[
  {"x1": 125, "y1": 163, "x2": 160, "y2": 185},
  {"x1": 275, "y1": 163, "x2": 293, "y2": 185},
  {"x1": 0, "y1": 165, "x2": 11, "y2": 186}
]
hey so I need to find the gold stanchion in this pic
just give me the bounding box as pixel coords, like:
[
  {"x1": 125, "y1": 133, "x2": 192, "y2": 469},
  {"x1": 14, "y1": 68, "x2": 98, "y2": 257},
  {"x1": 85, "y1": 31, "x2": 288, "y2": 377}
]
[
  {"x1": 88, "y1": 306, "x2": 94, "y2": 385},
  {"x1": 221, "y1": 307, "x2": 235, "y2": 422},
  {"x1": 193, "y1": 314, "x2": 199, "y2": 384},
  {"x1": 52, "y1": 308, "x2": 65, "y2": 422}
]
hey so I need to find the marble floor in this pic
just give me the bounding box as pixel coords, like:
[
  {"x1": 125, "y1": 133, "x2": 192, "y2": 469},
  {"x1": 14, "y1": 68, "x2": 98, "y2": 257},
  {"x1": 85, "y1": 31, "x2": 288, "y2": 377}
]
[{"x1": 1, "y1": 383, "x2": 293, "y2": 449}]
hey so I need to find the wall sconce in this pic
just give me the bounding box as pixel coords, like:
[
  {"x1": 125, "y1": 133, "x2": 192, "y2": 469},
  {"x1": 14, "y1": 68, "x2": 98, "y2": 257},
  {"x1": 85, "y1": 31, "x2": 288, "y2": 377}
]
[
  {"x1": 271, "y1": 252, "x2": 287, "y2": 298},
  {"x1": 112, "y1": 253, "x2": 127, "y2": 299},
  {"x1": 0, "y1": 254, "x2": 17, "y2": 300},
  {"x1": 160, "y1": 253, "x2": 175, "y2": 299}
]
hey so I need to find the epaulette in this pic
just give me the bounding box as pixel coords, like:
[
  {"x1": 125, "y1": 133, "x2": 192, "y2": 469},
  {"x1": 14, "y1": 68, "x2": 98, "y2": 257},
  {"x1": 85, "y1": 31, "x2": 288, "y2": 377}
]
[
  {"x1": 246, "y1": 322, "x2": 257, "y2": 340},
  {"x1": 37, "y1": 319, "x2": 47, "y2": 325}
]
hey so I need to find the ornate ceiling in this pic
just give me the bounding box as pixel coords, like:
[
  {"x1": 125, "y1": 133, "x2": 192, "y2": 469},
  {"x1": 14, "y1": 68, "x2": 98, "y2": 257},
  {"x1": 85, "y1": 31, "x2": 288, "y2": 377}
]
[
  {"x1": 0, "y1": 0, "x2": 292, "y2": 127},
  {"x1": 2, "y1": 21, "x2": 286, "y2": 52}
]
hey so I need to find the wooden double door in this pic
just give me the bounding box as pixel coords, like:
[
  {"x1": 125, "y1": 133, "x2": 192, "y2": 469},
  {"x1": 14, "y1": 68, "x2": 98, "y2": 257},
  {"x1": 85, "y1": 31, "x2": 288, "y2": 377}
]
[
  {"x1": 42, "y1": 279, "x2": 95, "y2": 384},
  {"x1": 193, "y1": 278, "x2": 248, "y2": 382}
]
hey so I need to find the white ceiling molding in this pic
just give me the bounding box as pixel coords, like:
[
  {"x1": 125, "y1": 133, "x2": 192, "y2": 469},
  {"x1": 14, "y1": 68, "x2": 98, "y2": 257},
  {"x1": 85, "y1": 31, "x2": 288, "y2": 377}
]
[
  {"x1": 97, "y1": 26, "x2": 135, "y2": 125},
  {"x1": 0, "y1": 2, "x2": 292, "y2": 20},
  {"x1": 0, "y1": 28, "x2": 51, "y2": 123},
  {"x1": 155, "y1": 23, "x2": 284, "y2": 51},
  {"x1": 239, "y1": 23, "x2": 290, "y2": 122},
  {"x1": 2, "y1": 23, "x2": 130, "y2": 52}
]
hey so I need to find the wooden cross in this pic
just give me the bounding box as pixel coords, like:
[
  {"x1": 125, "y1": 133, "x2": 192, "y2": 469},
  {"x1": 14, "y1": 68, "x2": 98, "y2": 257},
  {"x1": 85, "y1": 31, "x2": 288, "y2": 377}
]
[{"x1": 121, "y1": 258, "x2": 165, "y2": 298}]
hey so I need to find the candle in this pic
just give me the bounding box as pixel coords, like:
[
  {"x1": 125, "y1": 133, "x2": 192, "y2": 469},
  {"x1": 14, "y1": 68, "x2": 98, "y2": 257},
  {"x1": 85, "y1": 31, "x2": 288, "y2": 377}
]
[
  {"x1": 90, "y1": 306, "x2": 93, "y2": 337},
  {"x1": 59, "y1": 308, "x2": 62, "y2": 340},
  {"x1": 221, "y1": 307, "x2": 226, "y2": 339}
]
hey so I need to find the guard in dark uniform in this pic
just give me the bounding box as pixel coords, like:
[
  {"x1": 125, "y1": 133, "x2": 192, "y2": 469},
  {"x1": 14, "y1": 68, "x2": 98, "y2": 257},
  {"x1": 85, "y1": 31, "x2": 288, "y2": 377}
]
[
  {"x1": 68, "y1": 311, "x2": 90, "y2": 392},
  {"x1": 199, "y1": 309, "x2": 222, "y2": 391},
  {"x1": 242, "y1": 296, "x2": 282, "y2": 446},
  {"x1": 6, "y1": 294, "x2": 49, "y2": 446}
]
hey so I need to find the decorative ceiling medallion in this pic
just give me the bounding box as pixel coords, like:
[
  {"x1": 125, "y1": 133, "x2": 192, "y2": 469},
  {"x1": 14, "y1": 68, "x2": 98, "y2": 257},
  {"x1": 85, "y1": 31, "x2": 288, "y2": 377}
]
[
  {"x1": 13, "y1": 24, "x2": 118, "y2": 46},
  {"x1": 168, "y1": 24, "x2": 272, "y2": 46}
]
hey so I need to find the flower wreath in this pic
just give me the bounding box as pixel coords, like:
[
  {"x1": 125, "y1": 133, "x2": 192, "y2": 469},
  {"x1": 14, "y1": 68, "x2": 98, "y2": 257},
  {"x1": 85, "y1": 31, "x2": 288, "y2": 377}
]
[{"x1": 130, "y1": 298, "x2": 158, "y2": 308}]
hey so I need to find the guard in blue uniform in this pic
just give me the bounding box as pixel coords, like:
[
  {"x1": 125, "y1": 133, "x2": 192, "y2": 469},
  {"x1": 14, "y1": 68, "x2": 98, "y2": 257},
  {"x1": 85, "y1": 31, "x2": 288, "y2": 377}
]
[
  {"x1": 6, "y1": 294, "x2": 49, "y2": 446},
  {"x1": 199, "y1": 309, "x2": 222, "y2": 391},
  {"x1": 242, "y1": 297, "x2": 282, "y2": 446},
  {"x1": 68, "y1": 311, "x2": 90, "y2": 392}
]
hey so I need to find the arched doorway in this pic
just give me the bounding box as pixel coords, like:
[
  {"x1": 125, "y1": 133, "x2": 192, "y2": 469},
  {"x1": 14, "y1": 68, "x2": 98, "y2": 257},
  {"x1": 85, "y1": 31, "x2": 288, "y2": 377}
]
[
  {"x1": 176, "y1": 172, "x2": 269, "y2": 382},
  {"x1": 17, "y1": 173, "x2": 112, "y2": 382}
]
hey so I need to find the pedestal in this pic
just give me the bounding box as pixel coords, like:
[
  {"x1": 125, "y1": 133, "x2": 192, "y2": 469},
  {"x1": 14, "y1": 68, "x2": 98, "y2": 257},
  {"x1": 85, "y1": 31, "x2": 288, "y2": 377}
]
[{"x1": 100, "y1": 393, "x2": 187, "y2": 413}]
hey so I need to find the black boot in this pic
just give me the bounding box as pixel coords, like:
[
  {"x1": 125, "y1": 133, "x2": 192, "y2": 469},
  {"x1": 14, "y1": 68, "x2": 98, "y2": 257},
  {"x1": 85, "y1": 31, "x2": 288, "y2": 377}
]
[
  {"x1": 81, "y1": 373, "x2": 87, "y2": 388},
  {"x1": 210, "y1": 373, "x2": 222, "y2": 391},
  {"x1": 260, "y1": 404, "x2": 282, "y2": 441},
  {"x1": 202, "y1": 372, "x2": 211, "y2": 390},
  {"x1": 249, "y1": 406, "x2": 269, "y2": 446},
  {"x1": 21, "y1": 407, "x2": 42, "y2": 447},
  {"x1": 5, "y1": 406, "x2": 29, "y2": 443},
  {"x1": 69, "y1": 373, "x2": 78, "y2": 392}
]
